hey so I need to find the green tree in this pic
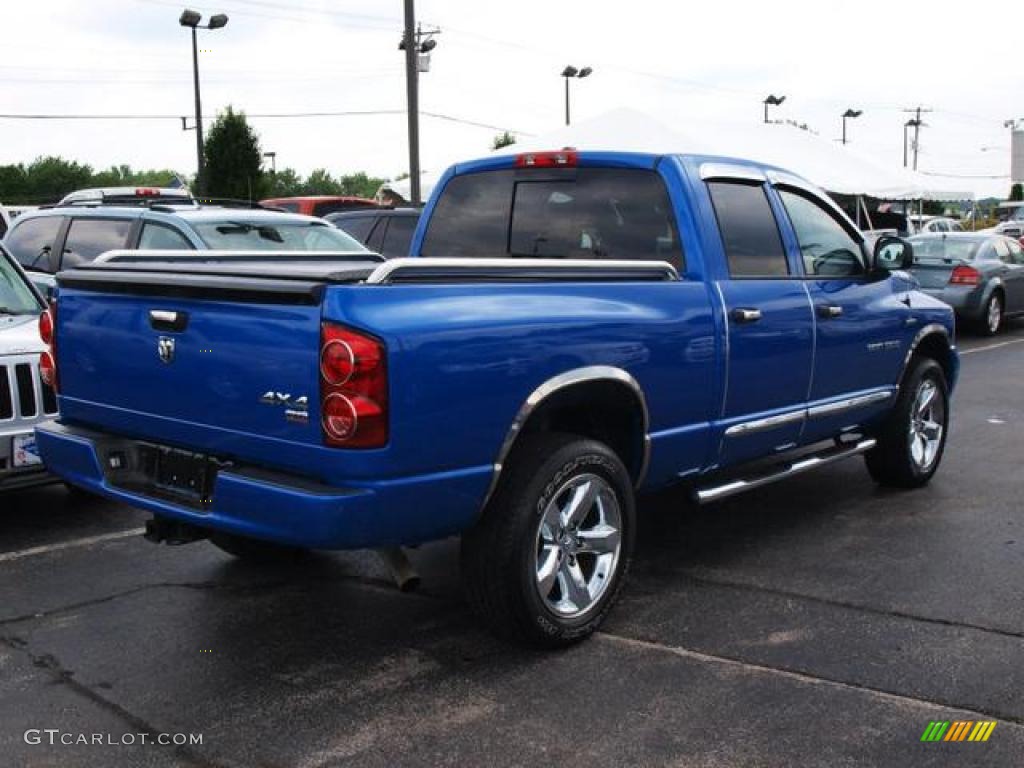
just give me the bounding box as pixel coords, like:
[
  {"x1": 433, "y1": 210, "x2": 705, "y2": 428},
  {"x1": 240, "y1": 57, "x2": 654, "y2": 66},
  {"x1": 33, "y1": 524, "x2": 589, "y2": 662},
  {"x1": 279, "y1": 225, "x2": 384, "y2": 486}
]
[
  {"x1": 339, "y1": 172, "x2": 385, "y2": 198},
  {"x1": 0, "y1": 163, "x2": 29, "y2": 202},
  {"x1": 203, "y1": 106, "x2": 266, "y2": 199},
  {"x1": 302, "y1": 169, "x2": 341, "y2": 195},
  {"x1": 1011, "y1": 183, "x2": 1023, "y2": 202},
  {"x1": 268, "y1": 167, "x2": 303, "y2": 197},
  {"x1": 491, "y1": 131, "x2": 516, "y2": 150},
  {"x1": 24, "y1": 156, "x2": 94, "y2": 201}
]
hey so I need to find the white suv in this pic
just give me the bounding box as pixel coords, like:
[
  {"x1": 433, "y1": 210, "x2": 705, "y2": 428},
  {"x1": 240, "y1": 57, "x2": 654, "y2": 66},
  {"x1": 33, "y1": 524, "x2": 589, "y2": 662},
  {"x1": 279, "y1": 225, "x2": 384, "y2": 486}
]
[{"x1": 0, "y1": 242, "x2": 54, "y2": 491}]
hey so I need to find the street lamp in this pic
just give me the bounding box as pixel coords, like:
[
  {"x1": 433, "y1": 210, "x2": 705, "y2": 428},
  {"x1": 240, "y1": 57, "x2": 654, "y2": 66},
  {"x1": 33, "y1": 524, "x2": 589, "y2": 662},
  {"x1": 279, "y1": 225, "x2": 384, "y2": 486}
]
[
  {"x1": 841, "y1": 108, "x2": 862, "y2": 145},
  {"x1": 763, "y1": 94, "x2": 785, "y2": 124},
  {"x1": 561, "y1": 65, "x2": 592, "y2": 126},
  {"x1": 180, "y1": 8, "x2": 229, "y2": 194}
]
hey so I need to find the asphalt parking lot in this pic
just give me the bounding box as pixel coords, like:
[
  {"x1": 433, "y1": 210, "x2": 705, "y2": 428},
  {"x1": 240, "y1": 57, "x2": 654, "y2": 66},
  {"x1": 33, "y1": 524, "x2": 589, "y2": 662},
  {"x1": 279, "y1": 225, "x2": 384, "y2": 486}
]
[{"x1": 2, "y1": 323, "x2": 1023, "y2": 768}]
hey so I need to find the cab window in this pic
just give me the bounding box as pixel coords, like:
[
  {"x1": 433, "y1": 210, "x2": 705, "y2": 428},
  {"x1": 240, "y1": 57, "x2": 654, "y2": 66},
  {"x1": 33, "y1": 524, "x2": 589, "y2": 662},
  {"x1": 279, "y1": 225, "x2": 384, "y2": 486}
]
[
  {"x1": 706, "y1": 181, "x2": 788, "y2": 277},
  {"x1": 777, "y1": 188, "x2": 865, "y2": 277}
]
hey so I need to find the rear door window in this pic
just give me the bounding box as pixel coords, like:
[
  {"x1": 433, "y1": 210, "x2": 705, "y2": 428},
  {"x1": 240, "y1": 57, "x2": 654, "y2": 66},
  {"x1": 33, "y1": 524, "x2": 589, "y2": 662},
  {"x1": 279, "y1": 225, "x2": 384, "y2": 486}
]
[
  {"x1": 139, "y1": 222, "x2": 194, "y2": 250},
  {"x1": 994, "y1": 239, "x2": 1012, "y2": 263},
  {"x1": 334, "y1": 215, "x2": 376, "y2": 243},
  {"x1": 5, "y1": 216, "x2": 64, "y2": 272},
  {"x1": 61, "y1": 218, "x2": 133, "y2": 267},
  {"x1": 706, "y1": 181, "x2": 788, "y2": 277},
  {"x1": 421, "y1": 168, "x2": 683, "y2": 266},
  {"x1": 380, "y1": 216, "x2": 417, "y2": 258}
]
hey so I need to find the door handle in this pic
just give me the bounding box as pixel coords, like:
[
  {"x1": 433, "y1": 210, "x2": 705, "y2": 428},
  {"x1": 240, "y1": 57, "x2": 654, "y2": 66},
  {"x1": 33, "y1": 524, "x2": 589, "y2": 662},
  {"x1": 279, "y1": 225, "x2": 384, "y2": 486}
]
[
  {"x1": 149, "y1": 309, "x2": 189, "y2": 332},
  {"x1": 730, "y1": 307, "x2": 762, "y2": 323},
  {"x1": 817, "y1": 304, "x2": 843, "y2": 319}
]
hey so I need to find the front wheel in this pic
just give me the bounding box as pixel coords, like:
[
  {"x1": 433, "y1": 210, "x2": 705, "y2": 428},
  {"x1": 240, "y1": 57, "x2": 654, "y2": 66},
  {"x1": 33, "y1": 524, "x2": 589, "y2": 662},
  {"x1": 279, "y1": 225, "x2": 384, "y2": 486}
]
[
  {"x1": 461, "y1": 433, "x2": 635, "y2": 647},
  {"x1": 865, "y1": 357, "x2": 949, "y2": 488}
]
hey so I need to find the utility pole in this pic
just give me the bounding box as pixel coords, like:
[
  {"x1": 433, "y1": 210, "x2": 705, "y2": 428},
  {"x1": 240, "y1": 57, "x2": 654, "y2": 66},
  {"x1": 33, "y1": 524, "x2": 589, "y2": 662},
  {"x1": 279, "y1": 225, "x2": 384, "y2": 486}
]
[
  {"x1": 902, "y1": 106, "x2": 932, "y2": 171},
  {"x1": 402, "y1": 0, "x2": 420, "y2": 205}
]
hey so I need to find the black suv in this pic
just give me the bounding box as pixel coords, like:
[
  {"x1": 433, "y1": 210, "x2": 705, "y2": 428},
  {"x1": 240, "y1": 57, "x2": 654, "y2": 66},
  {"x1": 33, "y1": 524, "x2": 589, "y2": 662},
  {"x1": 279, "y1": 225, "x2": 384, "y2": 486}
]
[{"x1": 325, "y1": 208, "x2": 420, "y2": 259}]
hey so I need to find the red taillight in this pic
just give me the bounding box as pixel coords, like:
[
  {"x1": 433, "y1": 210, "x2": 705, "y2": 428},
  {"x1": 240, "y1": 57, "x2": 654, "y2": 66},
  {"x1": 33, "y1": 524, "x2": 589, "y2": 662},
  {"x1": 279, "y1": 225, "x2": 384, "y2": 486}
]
[
  {"x1": 320, "y1": 323, "x2": 387, "y2": 448},
  {"x1": 39, "y1": 303, "x2": 58, "y2": 392},
  {"x1": 38, "y1": 308, "x2": 53, "y2": 346},
  {"x1": 39, "y1": 350, "x2": 56, "y2": 388},
  {"x1": 515, "y1": 150, "x2": 578, "y2": 168},
  {"x1": 949, "y1": 265, "x2": 981, "y2": 285}
]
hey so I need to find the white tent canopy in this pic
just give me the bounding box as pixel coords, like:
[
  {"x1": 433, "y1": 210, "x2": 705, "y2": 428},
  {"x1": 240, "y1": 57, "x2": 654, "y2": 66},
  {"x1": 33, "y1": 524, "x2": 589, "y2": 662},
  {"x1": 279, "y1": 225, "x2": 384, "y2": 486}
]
[
  {"x1": 495, "y1": 109, "x2": 973, "y2": 202},
  {"x1": 381, "y1": 108, "x2": 972, "y2": 204}
]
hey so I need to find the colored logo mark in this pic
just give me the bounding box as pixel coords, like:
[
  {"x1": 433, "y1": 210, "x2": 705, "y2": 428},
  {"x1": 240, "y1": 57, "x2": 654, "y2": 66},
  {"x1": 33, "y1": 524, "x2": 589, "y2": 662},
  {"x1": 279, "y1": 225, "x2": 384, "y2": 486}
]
[{"x1": 921, "y1": 721, "x2": 996, "y2": 743}]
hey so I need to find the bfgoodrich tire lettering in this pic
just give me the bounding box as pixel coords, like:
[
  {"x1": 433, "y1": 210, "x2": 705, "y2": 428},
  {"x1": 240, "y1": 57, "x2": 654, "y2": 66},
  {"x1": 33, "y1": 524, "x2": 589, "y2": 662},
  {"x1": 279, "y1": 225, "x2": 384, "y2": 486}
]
[
  {"x1": 865, "y1": 357, "x2": 949, "y2": 488},
  {"x1": 461, "y1": 433, "x2": 635, "y2": 647}
]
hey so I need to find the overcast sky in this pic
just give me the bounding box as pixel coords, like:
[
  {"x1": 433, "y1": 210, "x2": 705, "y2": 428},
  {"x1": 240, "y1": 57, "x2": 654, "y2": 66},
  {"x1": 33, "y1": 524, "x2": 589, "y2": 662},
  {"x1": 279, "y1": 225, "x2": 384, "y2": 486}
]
[{"x1": 1, "y1": 0, "x2": 1020, "y2": 197}]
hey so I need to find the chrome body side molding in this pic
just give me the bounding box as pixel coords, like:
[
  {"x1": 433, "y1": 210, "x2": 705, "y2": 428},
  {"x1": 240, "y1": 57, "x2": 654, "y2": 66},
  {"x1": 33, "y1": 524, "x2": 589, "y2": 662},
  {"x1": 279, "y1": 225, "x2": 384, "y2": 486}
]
[
  {"x1": 724, "y1": 389, "x2": 894, "y2": 437},
  {"x1": 365, "y1": 257, "x2": 680, "y2": 285},
  {"x1": 481, "y1": 366, "x2": 651, "y2": 509}
]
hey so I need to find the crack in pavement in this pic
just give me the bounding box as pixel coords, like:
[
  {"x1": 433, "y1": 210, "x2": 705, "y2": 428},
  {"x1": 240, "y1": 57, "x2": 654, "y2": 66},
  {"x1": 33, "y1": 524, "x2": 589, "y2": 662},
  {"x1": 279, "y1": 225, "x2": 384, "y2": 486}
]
[
  {"x1": 631, "y1": 570, "x2": 1024, "y2": 641},
  {"x1": 596, "y1": 632, "x2": 1024, "y2": 727},
  {"x1": 0, "y1": 636, "x2": 230, "y2": 768}
]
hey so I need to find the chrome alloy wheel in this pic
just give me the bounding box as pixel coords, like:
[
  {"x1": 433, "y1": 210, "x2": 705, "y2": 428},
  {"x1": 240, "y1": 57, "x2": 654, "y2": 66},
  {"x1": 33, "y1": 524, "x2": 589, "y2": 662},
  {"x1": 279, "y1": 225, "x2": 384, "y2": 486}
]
[
  {"x1": 909, "y1": 378, "x2": 945, "y2": 471},
  {"x1": 533, "y1": 473, "x2": 622, "y2": 619},
  {"x1": 987, "y1": 295, "x2": 1003, "y2": 334}
]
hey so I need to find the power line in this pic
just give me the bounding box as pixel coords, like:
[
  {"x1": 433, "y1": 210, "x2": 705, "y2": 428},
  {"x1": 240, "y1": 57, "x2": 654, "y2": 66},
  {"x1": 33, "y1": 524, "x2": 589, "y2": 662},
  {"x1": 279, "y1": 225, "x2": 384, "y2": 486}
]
[{"x1": 0, "y1": 109, "x2": 532, "y2": 135}]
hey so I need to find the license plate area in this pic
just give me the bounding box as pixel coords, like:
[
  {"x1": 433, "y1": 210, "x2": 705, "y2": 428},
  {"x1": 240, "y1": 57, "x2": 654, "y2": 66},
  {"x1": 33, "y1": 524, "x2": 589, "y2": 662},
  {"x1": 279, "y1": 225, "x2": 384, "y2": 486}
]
[{"x1": 135, "y1": 445, "x2": 218, "y2": 510}]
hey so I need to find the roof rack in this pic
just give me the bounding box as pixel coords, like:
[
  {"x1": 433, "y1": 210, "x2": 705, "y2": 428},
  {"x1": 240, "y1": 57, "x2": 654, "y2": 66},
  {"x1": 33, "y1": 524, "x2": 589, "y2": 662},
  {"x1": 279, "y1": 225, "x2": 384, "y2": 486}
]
[{"x1": 193, "y1": 197, "x2": 280, "y2": 210}]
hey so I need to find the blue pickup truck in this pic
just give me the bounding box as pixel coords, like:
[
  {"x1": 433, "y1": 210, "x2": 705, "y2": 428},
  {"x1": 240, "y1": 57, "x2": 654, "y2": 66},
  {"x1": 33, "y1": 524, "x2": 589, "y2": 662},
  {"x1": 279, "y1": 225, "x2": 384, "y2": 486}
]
[{"x1": 35, "y1": 150, "x2": 958, "y2": 646}]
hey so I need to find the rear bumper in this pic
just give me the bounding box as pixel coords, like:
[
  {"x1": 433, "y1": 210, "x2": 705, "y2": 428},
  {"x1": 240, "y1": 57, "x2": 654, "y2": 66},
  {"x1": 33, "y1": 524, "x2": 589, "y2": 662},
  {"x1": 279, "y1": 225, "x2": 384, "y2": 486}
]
[
  {"x1": 919, "y1": 285, "x2": 986, "y2": 319},
  {"x1": 34, "y1": 420, "x2": 491, "y2": 550}
]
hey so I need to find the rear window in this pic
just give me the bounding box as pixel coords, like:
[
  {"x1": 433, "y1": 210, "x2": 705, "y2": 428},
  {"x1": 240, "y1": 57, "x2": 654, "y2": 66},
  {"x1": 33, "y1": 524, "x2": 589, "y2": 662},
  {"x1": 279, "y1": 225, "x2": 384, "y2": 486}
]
[
  {"x1": 909, "y1": 237, "x2": 982, "y2": 263},
  {"x1": 192, "y1": 220, "x2": 366, "y2": 252},
  {"x1": 380, "y1": 215, "x2": 417, "y2": 258},
  {"x1": 330, "y1": 215, "x2": 377, "y2": 243},
  {"x1": 420, "y1": 168, "x2": 683, "y2": 266}
]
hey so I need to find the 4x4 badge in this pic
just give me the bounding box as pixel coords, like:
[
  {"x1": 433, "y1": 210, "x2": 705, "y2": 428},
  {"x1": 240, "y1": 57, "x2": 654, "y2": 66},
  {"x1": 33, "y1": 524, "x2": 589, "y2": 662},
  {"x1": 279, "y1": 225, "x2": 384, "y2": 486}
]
[{"x1": 158, "y1": 337, "x2": 175, "y2": 364}]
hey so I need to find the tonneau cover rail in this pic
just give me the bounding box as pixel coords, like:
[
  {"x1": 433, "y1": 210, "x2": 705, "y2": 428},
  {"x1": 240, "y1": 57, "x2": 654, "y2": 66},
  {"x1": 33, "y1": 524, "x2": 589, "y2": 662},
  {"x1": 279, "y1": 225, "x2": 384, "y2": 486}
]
[
  {"x1": 93, "y1": 249, "x2": 385, "y2": 265},
  {"x1": 366, "y1": 257, "x2": 680, "y2": 284}
]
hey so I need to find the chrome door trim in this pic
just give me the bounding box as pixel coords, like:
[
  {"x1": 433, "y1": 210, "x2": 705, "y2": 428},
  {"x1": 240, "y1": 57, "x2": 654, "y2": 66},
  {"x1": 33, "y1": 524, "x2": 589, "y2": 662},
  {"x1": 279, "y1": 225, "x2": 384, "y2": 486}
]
[
  {"x1": 699, "y1": 163, "x2": 767, "y2": 183},
  {"x1": 724, "y1": 408, "x2": 805, "y2": 437},
  {"x1": 806, "y1": 390, "x2": 893, "y2": 419}
]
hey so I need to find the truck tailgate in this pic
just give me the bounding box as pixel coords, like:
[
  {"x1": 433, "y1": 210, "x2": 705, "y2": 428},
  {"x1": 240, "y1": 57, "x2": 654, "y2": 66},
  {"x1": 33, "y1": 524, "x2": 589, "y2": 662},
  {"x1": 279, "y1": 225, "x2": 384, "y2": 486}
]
[{"x1": 52, "y1": 261, "x2": 377, "y2": 476}]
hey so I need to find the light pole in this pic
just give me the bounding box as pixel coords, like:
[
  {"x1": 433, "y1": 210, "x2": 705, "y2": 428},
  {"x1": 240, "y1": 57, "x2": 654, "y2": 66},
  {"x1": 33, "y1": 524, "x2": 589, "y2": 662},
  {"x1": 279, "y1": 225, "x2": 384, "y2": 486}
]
[
  {"x1": 763, "y1": 94, "x2": 785, "y2": 124},
  {"x1": 903, "y1": 118, "x2": 920, "y2": 168},
  {"x1": 841, "y1": 108, "x2": 862, "y2": 145},
  {"x1": 398, "y1": 4, "x2": 439, "y2": 206},
  {"x1": 179, "y1": 9, "x2": 228, "y2": 195},
  {"x1": 561, "y1": 66, "x2": 592, "y2": 126}
]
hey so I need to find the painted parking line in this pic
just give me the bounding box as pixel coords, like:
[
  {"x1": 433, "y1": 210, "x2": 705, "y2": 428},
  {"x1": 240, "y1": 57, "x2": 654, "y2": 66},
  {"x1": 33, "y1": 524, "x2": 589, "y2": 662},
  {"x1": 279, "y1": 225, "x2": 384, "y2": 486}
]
[
  {"x1": 960, "y1": 337, "x2": 1024, "y2": 356},
  {"x1": 0, "y1": 528, "x2": 146, "y2": 564}
]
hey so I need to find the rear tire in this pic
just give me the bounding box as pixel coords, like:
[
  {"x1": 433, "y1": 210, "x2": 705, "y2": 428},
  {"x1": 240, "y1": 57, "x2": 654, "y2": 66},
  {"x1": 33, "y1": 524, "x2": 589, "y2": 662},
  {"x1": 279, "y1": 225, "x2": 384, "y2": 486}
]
[
  {"x1": 977, "y1": 292, "x2": 1003, "y2": 336},
  {"x1": 209, "y1": 532, "x2": 307, "y2": 563},
  {"x1": 865, "y1": 357, "x2": 949, "y2": 488},
  {"x1": 461, "y1": 433, "x2": 635, "y2": 648}
]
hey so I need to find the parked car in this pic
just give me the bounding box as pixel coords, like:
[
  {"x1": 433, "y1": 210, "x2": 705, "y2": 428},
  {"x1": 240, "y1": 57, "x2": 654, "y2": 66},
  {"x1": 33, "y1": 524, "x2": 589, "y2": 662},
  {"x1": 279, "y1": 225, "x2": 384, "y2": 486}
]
[
  {"x1": 259, "y1": 196, "x2": 379, "y2": 217},
  {"x1": 907, "y1": 232, "x2": 1024, "y2": 335},
  {"x1": 36, "y1": 150, "x2": 957, "y2": 646},
  {"x1": 0, "y1": 242, "x2": 55, "y2": 491},
  {"x1": 987, "y1": 201, "x2": 1024, "y2": 240},
  {"x1": 909, "y1": 215, "x2": 964, "y2": 234},
  {"x1": 325, "y1": 208, "x2": 420, "y2": 258},
  {"x1": 2, "y1": 205, "x2": 367, "y2": 299}
]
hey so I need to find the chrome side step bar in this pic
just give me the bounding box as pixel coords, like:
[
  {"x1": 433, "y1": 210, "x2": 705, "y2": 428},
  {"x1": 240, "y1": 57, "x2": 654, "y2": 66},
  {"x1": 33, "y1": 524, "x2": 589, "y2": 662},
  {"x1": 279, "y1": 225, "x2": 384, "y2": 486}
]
[{"x1": 694, "y1": 438, "x2": 876, "y2": 504}]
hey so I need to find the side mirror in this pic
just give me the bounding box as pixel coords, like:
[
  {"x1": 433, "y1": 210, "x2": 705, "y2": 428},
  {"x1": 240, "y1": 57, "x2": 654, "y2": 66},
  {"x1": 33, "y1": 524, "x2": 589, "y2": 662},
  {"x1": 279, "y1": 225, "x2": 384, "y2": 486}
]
[{"x1": 873, "y1": 235, "x2": 914, "y2": 272}]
